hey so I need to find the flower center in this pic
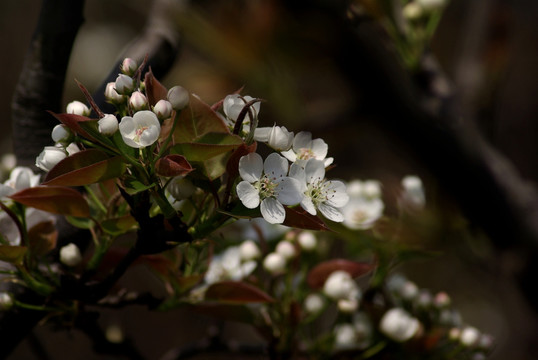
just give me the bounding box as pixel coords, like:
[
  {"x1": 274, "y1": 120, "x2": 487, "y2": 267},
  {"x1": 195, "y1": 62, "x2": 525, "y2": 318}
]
[
  {"x1": 297, "y1": 148, "x2": 315, "y2": 160},
  {"x1": 351, "y1": 210, "x2": 368, "y2": 224},
  {"x1": 256, "y1": 175, "x2": 278, "y2": 199},
  {"x1": 134, "y1": 126, "x2": 149, "y2": 142},
  {"x1": 306, "y1": 179, "x2": 336, "y2": 205}
]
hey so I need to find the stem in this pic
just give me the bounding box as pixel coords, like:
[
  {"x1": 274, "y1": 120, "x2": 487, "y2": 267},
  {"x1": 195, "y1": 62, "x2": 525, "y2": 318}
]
[{"x1": 84, "y1": 185, "x2": 108, "y2": 214}]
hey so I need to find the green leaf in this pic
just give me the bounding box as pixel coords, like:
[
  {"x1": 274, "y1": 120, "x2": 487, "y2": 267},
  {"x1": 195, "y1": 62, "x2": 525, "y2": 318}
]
[
  {"x1": 43, "y1": 149, "x2": 126, "y2": 186},
  {"x1": 170, "y1": 133, "x2": 243, "y2": 162},
  {"x1": 65, "y1": 216, "x2": 94, "y2": 229},
  {"x1": 307, "y1": 259, "x2": 375, "y2": 289},
  {"x1": 9, "y1": 186, "x2": 90, "y2": 217},
  {"x1": 101, "y1": 215, "x2": 138, "y2": 236},
  {"x1": 0, "y1": 245, "x2": 27, "y2": 265},
  {"x1": 122, "y1": 178, "x2": 156, "y2": 195},
  {"x1": 197, "y1": 152, "x2": 232, "y2": 181},
  {"x1": 205, "y1": 281, "x2": 275, "y2": 304},
  {"x1": 174, "y1": 94, "x2": 230, "y2": 143}
]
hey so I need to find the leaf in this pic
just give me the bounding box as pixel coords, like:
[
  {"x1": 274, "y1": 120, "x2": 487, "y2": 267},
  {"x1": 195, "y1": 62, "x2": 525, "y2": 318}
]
[
  {"x1": 43, "y1": 149, "x2": 126, "y2": 186},
  {"x1": 218, "y1": 204, "x2": 261, "y2": 219},
  {"x1": 170, "y1": 133, "x2": 243, "y2": 162},
  {"x1": 121, "y1": 178, "x2": 156, "y2": 195},
  {"x1": 49, "y1": 111, "x2": 97, "y2": 141},
  {"x1": 0, "y1": 245, "x2": 27, "y2": 265},
  {"x1": 144, "y1": 69, "x2": 168, "y2": 106},
  {"x1": 174, "y1": 94, "x2": 230, "y2": 143},
  {"x1": 9, "y1": 186, "x2": 90, "y2": 217},
  {"x1": 101, "y1": 215, "x2": 138, "y2": 236},
  {"x1": 27, "y1": 221, "x2": 58, "y2": 257},
  {"x1": 198, "y1": 152, "x2": 231, "y2": 181},
  {"x1": 283, "y1": 207, "x2": 331, "y2": 231},
  {"x1": 155, "y1": 154, "x2": 193, "y2": 177},
  {"x1": 307, "y1": 259, "x2": 375, "y2": 289},
  {"x1": 65, "y1": 216, "x2": 94, "y2": 229},
  {"x1": 205, "y1": 281, "x2": 275, "y2": 304}
]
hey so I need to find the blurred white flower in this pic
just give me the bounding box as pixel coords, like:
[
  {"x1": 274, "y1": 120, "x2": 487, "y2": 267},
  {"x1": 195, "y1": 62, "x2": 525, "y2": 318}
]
[
  {"x1": 275, "y1": 240, "x2": 296, "y2": 260},
  {"x1": 281, "y1": 131, "x2": 333, "y2": 167},
  {"x1": 98, "y1": 114, "x2": 119, "y2": 136},
  {"x1": 304, "y1": 293, "x2": 325, "y2": 314},
  {"x1": 263, "y1": 252, "x2": 286, "y2": 274},
  {"x1": 119, "y1": 111, "x2": 161, "y2": 148},
  {"x1": 2, "y1": 167, "x2": 40, "y2": 195},
  {"x1": 66, "y1": 100, "x2": 90, "y2": 116},
  {"x1": 417, "y1": 0, "x2": 446, "y2": 11},
  {"x1": 204, "y1": 246, "x2": 257, "y2": 284},
  {"x1": 239, "y1": 240, "x2": 261, "y2": 261},
  {"x1": 35, "y1": 146, "x2": 67, "y2": 172},
  {"x1": 460, "y1": 326, "x2": 480, "y2": 347},
  {"x1": 341, "y1": 179, "x2": 384, "y2": 230},
  {"x1": 60, "y1": 243, "x2": 82, "y2": 267},
  {"x1": 333, "y1": 324, "x2": 357, "y2": 349},
  {"x1": 0, "y1": 208, "x2": 56, "y2": 246},
  {"x1": 400, "y1": 175, "x2": 426, "y2": 210},
  {"x1": 0, "y1": 292, "x2": 13, "y2": 310},
  {"x1": 379, "y1": 308, "x2": 420, "y2": 342},
  {"x1": 297, "y1": 231, "x2": 317, "y2": 251},
  {"x1": 323, "y1": 270, "x2": 358, "y2": 301}
]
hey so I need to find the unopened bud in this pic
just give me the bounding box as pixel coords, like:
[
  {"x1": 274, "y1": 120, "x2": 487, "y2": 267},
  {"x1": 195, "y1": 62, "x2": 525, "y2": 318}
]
[
  {"x1": 460, "y1": 326, "x2": 480, "y2": 347},
  {"x1": 115, "y1": 74, "x2": 135, "y2": 95},
  {"x1": 121, "y1": 58, "x2": 138, "y2": 76},
  {"x1": 167, "y1": 86, "x2": 190, "y2": 110},
  {"x1": 304, "y1": 293, "x2": 325, "y2": 314},
  {"x1": 239, "y1": 240, "x2": 261, "y2": 261},
  {"x1": 105, "y1": 82, "x2": 125, "y2": 103},
  {"x1": 263, "y1": 252, "x2": 286, "y2": 274},
  {"x1": 0, "y1": 292, "x2": 14, "y2": 310},
  {"x1": 98, "y1": 114, "x2": 119, "y2": 136},
  {"x1": 60, "y1": 243, "x2": 82, "y2": 267},
  {"x1": 297, "y1": 231, "x2": 317, "y2": 251},
  {"x1": 275, "y1": 241, "x2": 296, "y2": 260},
  {"x1": 66, "y1": 100, "x2": 90, "y2": 116},
  {"x1": 129, "y1": 91, "x2": 149, "y2": 111},
  {"x1": 51, "y1": 124, "x2": 72, "y2": 144},
  {"x1": 153, "y1": 99, "x2": 173, "y2": 120}
]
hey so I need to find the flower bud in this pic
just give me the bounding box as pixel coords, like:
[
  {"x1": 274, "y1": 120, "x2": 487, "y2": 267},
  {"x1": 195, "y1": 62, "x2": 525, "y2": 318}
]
[
  {"x1": 263, "y1": 252, "x2": 286, "y2": 274},
  {"x1": 334, "y1": 324, "x2": 357, "y2": 348},
  {"x1": 105, "y1": 82, "x2": 125, "y2": 103},
  {"x1": 323, "y1": 271, "x2": 357, "y2": 300},
  {"x1": 297, "y1": 231, "x2": 317, "y2": 251},
  {"x1": 0, "y1": 292, "x2": 14, "y2": 310},
  {"x1": 403, "y1": 2, "x2": 423, "y2": 20},
  {"x1": 115, "y1": 74, "x2": 135, "y2": 95},
  {"x1": 379, "y1": 308, "x2": 420, "y2": 342},
  {"x1": 275, "y1": 241, "x2": 296, "y2": 260},
  {"x1": 65, "y1": 143, "x2": 81, "y2": 156},
  {"x1": 66, "y1": 100, "x2": 90, "y2": 116},
  {"x1": 129, "y1": 91, "x2": 149, "y2": 111},
  {"x1": 60, "y1": 243, "x2": 82, "y2": 267},
  {"x1": 167, "y1": 86, "x2": 190, "y2": 110},
  {"x1": 254, "y1": 125, "x2": 294, "y2": 151},
  {"x1": 35, "y1": 146, "x2": 67, "y2": 172},
  {"x1": 400, "y1": 281, "x2": 419, "y2": 300},
  {"x1": 362, "y1": 180, "x2": 381, "y2": 198},
  {"x1": 460, "y1": 326, "x2": 480, "y2": 347},
  {"x1": 434, "y1": 291, "x2": 451, "y2": 308},
  {"x1": 304, "y1": 293, "x2": 325, "y2": 314},
  {"x1": 338, "y1": 298, "x2": 359, "y2": 313},
  {"x1": 98, "y1": 114, "x2": 119, "y2": 136},
  {"x1": 51, "y1": 124, "x2": 72, "y2": 144},
  {"x1": 153, "y1": 99, "x2": 173, "y2": 120},
  {"x1": 417, "y1": 0, "x2": 445, "y2": 11},
  {"x1": 167, "y1": 177, "x2": 196, "y2": 200},
  {"x1": 239, "y1": 240, "x2": 261, "y2": 261},
  {"x1": 121, "y1": 57, "x2": 138, "y2": 76}
]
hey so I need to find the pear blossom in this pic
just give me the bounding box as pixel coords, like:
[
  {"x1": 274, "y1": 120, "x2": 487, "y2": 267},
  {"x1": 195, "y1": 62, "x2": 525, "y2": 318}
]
[
  {"x1": 66, "y1": 100, "x2": 90, "y2": 116},
  {"x1": 129, "y1": 91, "x2": 149, "y2": 111},
  {"x1": 236, "y1": 152, "x2": 303, "y2": 224},
  {"x1": 263, "y1": 252, "x2": 286, "y2": 274},
  {"x1": 51, "y1": 124, "x2": 71, "y2": 143},
  {"x1": 341, "y1": 179, "x2": 384, "y2": 230},
  {"x1": 65, "y1": 143, "x2": 81, "y2": 156},
  {"x1": 60, "y1": 243, "x2": 82, "y2": 267},
  {"x1": 460, "y1": 326, "x2": 480, "y2": 347},
  {"x1": 35, "y1": 146, "x2": 67, "y2": 172},
  {"x1": 254, "y1": 125, "x2": 294, "y2": 151},
  {"x1": 379, "y1": 308, "x2": 421, "y2": 342},
  {"x1": 333, "y1": 324, "x2": 358, "y2": 349},
  {"x1": 281, "y1": 131, "x2": 333, "y2": 167},
  {"x1": 297, "y1": 231, "x2": 317, "y2": 251},
  {"x1": 3, "y1": 167, "x2": 40, "y2": 194},
  {"x1": 115, "y1": 74, "x2": 135, "y2": 95},
  {"x1": 167, "y1": 85, "x2": 189, "y2": 110},
  {"x1": 275, "y1": 240, "x2": 296, "y2": 260},
  {"x1": 290, "y1": 159, "x2": 348, "y2": 222},
  {"x1": 417, "y1": 0, "x2": 446, "y2": 11},
  {"x1": 304, "y1": 293, "x2": 325, "y2": 314},
  {"x1": 0, "y1": 208, "x2": 56, "y2": 246},
  {"x1": 119, "y1": 110, "x2": 161, "y2": 148},
  {"x1": 400, "y1": 175, "x2": 425, "y2": 209},
  {"x1": 120, "y1": 57, "x2": 138, "y2": 76},
  {"x1": 403, "y1": 2, "x2": 423, "y2": 20},
  {"x1": 204, "y1": 246, "x2": 257, "y2": 284},
  {"x1": 98, "y1": 114, "x2": 119, "y2": 136},
  {"x1": 239, "y1": 240, "x2": 261, "y2": 261},
  {"x1": 105, "y1": 82, "x2": 125, "y2": 103},
  {"x1": 153, "y1": 99, "x2": 173, "y2": 120},
  {"x1": 323, "y1": 270, "x2": 358, "y2": 300},
  {"x1": 223, "y1": 94, "x2": 260, "y2": 122}
]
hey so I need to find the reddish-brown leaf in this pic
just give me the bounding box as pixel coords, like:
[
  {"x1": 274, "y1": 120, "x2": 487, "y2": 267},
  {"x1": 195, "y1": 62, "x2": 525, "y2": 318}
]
[
  {"x1": 307, "y1": 259, "x2": 375, "y2": 289},
  {"x1": 9, "y1": 186, "x2": 90, "y2": 217},
  {"x1": 205, "y1": 281, "x2": 275, "y2": 304},
  {"x1": 155, "y1": 154, "x2": 194, "y2": 177},
  {"x1": 144, "y1": 69, "x2": 168, "y2": 106},
  {"x1": 283, "y1": 207, "x2": 331, "y2": 231},
  {"x1": 48, "y1": 111, "x2": 97, "y2": 141},
  {"x1": 27, "y1": 221, "x2": 58, "y2": 257}
]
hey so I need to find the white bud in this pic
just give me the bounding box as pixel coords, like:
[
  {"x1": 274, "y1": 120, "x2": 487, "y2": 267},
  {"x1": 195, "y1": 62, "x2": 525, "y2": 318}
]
[
  {"x1": 297, "y1": 231, "x2": 317, "y2": 251},
  {"x1": 403, "y1": 2, "x2": 423, "y2": 20},
  {"x1": 460, "y1": 326, "x2": 480, "y2": 347},
  {"x1": 1, "y1": 154, "x2": 16, "y2": 171},
  {"x1": 0, "y1": 292, "x2": 14, "y2": 310},
  {"x1": 35, "y1": 146, "x2": 67, "y2": 172},
  {"x1": 275, "y1": 241, "x2": 296, "y2": 260},
  {"x1": 153, "y1": 99, "x2": 173, "y2": 120},
  {"x1": 323, "y1": 270, "x2": 357, "y2": 300},
  {"x1": 129, "y1": 91, "x2": 149, "y2": 111},
  {"x1": 60, "y1": 243, "x2": 82, "y2": 267},
  {"x1": 105, "y1": 82, "x2": 125, "y2": 103},
  {"x1": 338, "y1": 298, "x2": 359, "y2": 313},
  {"x1": 379, "y1": 308, "x2": 420, "y2": 342},
  {"x1": 448, "y1": 327, "x2": 461, "y2": 341},
  {"x1": 334, "y1": 324, "x2": 357, "y2": 348},
  {"x1": 121, "y1": 57, "x2": 138, "y2": 76},
  {"x1": 167, "y1": 86, "x2": 190, "y2": 110},
  {"x1": 51, "y1": 124, "x2": 71, "y2": 143},
  {"x1": 239, "y1": 240, "x2": 261, "y2": 261},
  {"x1": 115, "y1": 74, "x2": 135, "y2": 95},
  {"x1": 434, "y1": 291, "x2": 451, "y2": 308},
  {"x1": 66, "y1": 100, "x2": 90, "y2": 116},
  {"x1": 400, "y1": 281, "x2": 419, "y2": 300},
  {"x1": 98, "y1": 114, "x2": 119, "y2": 136},
  {"x1": 304, "y1": 293, "x2": 325, "y2": 314},
  {"x1": 254, "y1": 125, "x2": 294, "y2": 151},
  {"x1": 263, "y1": 252, "x2": 286, "y2": 274},
  {"x1": 167, "y1": 177, "x2": 196, "y2": 200},
  {"x1": 65, "y1": 143, "x2": 81, "y2": 156},
  {"x1": 401, "y1": 175, "x2": 426, "y2": 209}
]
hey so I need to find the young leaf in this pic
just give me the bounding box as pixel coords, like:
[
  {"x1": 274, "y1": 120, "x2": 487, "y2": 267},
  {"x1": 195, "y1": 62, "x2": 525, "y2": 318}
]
[
  {"x1": 155, "y1": 154, "x2": 193, "y2": 177},
  {"x1": 144, "y1": 69, "x2": 168, "y2": 106},
  {"x1": 307, "y1": 259, "x2": 375, "y2": 289},
  {"x1": 0, "y1": 245, "x2": 27, "y2": 265},
  {"x1": 43, "y1": 149, "x2": 126, "y2": 186},
  {"x1": 48, "y1": 111, "x2": 96, "y2": 141},
  {"x1": 170, "y1": 133, "x2": 243, "y2": 162},
  {"x1": 9, "y1": 186, "x2": 90, "y2": 217},
  {"x1": 205, "y1": 281, "x2": 275, "y2": 304},
  {"x1": 283, "y1": 207, "x2": 331, "y2": 231},
  {"x1": 27, "y1": 221, "x2": 58, "y2": 257},
  {"x1": 101, "y1": 215, "x2": 138, "y2": 236}
]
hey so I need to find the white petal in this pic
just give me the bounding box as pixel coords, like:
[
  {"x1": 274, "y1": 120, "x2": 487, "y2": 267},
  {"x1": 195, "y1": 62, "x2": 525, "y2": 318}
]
[
  {"x1": 324, "y1": 157, "x2": 334, "y2": 167},
  {"x1": 281, "y1": 149, "x2": 297, "y2": 163},
  {"x1": 238, "y1": 153, "x2": 263, "y2": 182},
  {"x1": 139, "y1": 125, "x2": 160, "y2": 147},
  {"x1": 237, "y1": 181, "x2": 260, "y2": 209},
  {"x1": 301, "y1": 197, "x2": 317, "y2": 215},
  {"x1": 264, "y1": 153, "x2": 288, "y2": 180},
  {"x1": 260, "y1": 198, "x2": 285, "y2": 224},
  {"x1": 304, "y1": 159, "x2": 325, "y2": 183},
  {"x1": 119, "y1": 116, "x2": 136, "y2": 138},
  {"x1": 253, "y1": 127, "x2": 272, "y2": 142},
  {"x1": 311, "y1": 138, "x2": 328, "y2": 160},
  {"x1": 276, "y1": 177, "x2": 303, "y2": 205},
  {"x1": 289, "y1": 163, "x2": 307, "y2": 192},
  {"x1": 325, "y1": 180, "x2": 349, "y2": 208},
  {"x1": 318, "y1": 203, "x2": 344, "y2": 222},
  {"x1": 293, "y1": 131, "x2": 312, "y2": 151}
]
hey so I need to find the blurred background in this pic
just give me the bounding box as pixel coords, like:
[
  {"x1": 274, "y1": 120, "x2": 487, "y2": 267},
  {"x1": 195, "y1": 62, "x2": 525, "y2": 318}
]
[{"x1": 2, "y1": 0, "x2": 538, "y2": 359}]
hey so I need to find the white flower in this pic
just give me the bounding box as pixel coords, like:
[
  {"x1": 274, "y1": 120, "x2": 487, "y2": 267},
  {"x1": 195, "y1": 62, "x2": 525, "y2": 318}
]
[
  {"x1": 323, "y1": 270, "x2": 358, "y2": 300},
  {"x1": 379, "y1": 308, "x2": 420, "y2": 342},
  {"x1": 167, "y1": 85, "x2": 189, "y2": 110},
  {"x1": 334, "y1": 324, "x2": 357, "y2": 349},
  {"x1": 167, "y1": 177, "x2": 196, "y2": 201},
  {"x1": 460, "y1": 326, "x2": 480, "y2": 347},
  {"x1": 239, "y1": 240, "x2": 261, "y2": 261},
  {"x1": 35, "y1": 146, "x2": 67, "y2": 172},
  {"x1": 153, "y1": 99, "x2": 173, "y2": 120},
  {"x1": 263, "y1": 252, "x2": 286, "y2": 274},
  {"x1": 275, "y1": 240, "x2": 296, "y2": 260},
  {"x1": 236, "y1": 153, "x2": 303, "y2": 224},
  {"x1": 105, "y1": 82, "x2": 125, "y2": 103},
  {"x1": 65, "y1": 143, "x2": 81, "y2": 156},
  {"x1": 400, "y1": 281, "x2": 419, "y2": 300},
  {"x1": 417, "y1": 0, "x2": 445, "y2": 11},
  {"x1": 223, "y1": 94, "x2": 260, "y2": 122},
  {"x1": 254, "y1": 125, "x2": 294, "y2": 151},
  {"x1": 281, "y1": 131, "x2": 333, "y2": 167},
  {"x1": 290, "y1": 159, "x2": 348, "y2": 222},
  {"x1": 98, "y1": 114, "x2": 119, "y2": 136},
  {"x1": 119, "y1": 110, "x2": 161, "y2": 148},
  {"x1": 121, "y1": 57, "x2": 138, "y2": 76},
  {"x1": 66, "y1": 100, "x2": 90, "y2": 116},
  {"x1": 338, "y1": 297, "x2": 359, "y2": 313},
  {"x1": 51, "y1": 124, "x2": 71, "y2": 143},
  {"x1": 297, "y1": 231, "x2": 317, "y2": 251},
  {"x1": 400, "y1": 175, "x2": 425, "y2": 209},
  {"x1": 0, "y1": 208, "x2": 56, "y2": 246},
  {"x1": 60, "y1": 243, "x2": 82, "y2": 267},
  {"x1": 304, "y1": 293, "x2": 325, "y2": 314},
  {"x1": 0, "y1": 292, "x2": 13, "y2": 310},
  {"x1": 403, "y1": 2, "x2": 423, "y2": 19},
  {"x1": 204, "y1": 246, "x2": 256, "y2": 284},
  {"x1": 115, "y1": 74, "x2": 135, "y2": 95},
  {"x1": 129, "y1": 91, "x2": 149, "y2": 111},
  {"x1": 342, "y1": 198, "x2": 384, "y2": 229},
  {"x1": 3, "y1": 166, "x2": 40, "y2": 193}
]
